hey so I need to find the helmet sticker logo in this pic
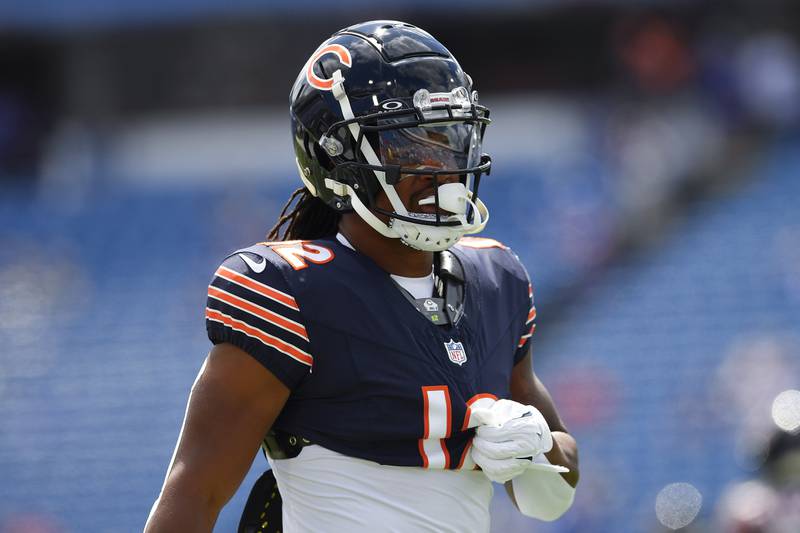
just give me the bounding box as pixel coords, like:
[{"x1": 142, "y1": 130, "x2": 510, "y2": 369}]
[
  {"x1": 381, "y1": 100, "x2": 404, "y2": 110},
  {"x1": 306, "y1": 44, "x2": 352, "y2": 91}
]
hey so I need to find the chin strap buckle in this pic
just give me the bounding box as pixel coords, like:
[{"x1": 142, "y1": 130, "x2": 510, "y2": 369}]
[{"x1": 324, "y1": 178, "x2": 349, "y2": 197}]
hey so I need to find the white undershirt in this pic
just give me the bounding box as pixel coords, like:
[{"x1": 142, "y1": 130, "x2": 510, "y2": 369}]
[
  {"x1": 336, "y1": 233, "x2": 435, "y2": 298},
  {"x1": 268, "y1": 235, "x2": 491, "y2": 532},
  {"x1": 269, "y1": 446, "x2": 493, "y2": 533}
]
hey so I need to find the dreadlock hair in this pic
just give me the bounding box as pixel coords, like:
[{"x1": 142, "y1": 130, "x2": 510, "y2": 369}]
[{"x1": 267, "y1": 188, "x2": 342, "y2": 241}]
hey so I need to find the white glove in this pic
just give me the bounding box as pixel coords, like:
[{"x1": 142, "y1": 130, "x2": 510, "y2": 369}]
[{"x1": 470, "y1": 399, "x2": 554, "y2": 484}]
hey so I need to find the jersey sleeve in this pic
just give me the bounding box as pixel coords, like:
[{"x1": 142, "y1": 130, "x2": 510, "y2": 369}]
[
  {"x1": 205, "y1": 252, "x2": 312, "y2": 389},
  {"x1": 457, "y1": 237, "x2": 537, "y2": 365},
  {"x1": 513, "y1": 276, "x2": 537, "y2": 364}
]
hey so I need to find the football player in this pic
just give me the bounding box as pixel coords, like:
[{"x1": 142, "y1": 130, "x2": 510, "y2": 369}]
[{"x1": 145, "y1": 20, "x2": 579, "y2": 533}]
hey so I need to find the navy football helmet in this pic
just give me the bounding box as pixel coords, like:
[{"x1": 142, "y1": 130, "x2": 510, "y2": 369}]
[{"x1": 290, "y1": 20, "x2": 491, "y2": 251}]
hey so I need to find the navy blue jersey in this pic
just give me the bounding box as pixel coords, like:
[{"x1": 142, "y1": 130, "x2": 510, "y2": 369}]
[{"x1": 206, "y1": 236, "x2": 536, "y2": 470}]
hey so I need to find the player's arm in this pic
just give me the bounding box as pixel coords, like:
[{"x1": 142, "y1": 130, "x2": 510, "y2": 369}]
[
  {"x1": 482, "y1": 349, "x2": 577, "y2": 521},
  {"x1": 468, "y1": 251, "x2": 577, "y2": 519},
  {"x1": 144, "y1": 342, "x2": 290, "y2": 533},
  {"x1": 509, "y1": 350, "x2": 579, "y2": 487}
]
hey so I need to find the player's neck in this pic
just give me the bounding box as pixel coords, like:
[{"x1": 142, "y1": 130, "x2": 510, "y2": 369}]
[{"x1": 338, "y1": 216, "x2": 433, "y2": 277}]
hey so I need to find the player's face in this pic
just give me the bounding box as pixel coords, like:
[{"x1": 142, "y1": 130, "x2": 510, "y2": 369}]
[
  {"x1": 377, "y1": 123, "x2": 477, "y2": 216},
  {"x1": 381, "y1": 168, "x2": 460, "y2": 217}
]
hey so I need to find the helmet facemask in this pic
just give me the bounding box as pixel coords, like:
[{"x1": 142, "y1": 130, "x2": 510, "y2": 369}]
[{"x1": 321, "y1": 86, "x2": 492, "y2": 251}]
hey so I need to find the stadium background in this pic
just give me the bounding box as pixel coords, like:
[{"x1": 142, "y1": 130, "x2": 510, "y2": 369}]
[{"x1": 1, "y1": 1, "x2": 799, "y2": 531}]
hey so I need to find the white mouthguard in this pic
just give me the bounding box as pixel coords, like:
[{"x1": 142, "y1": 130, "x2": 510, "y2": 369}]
[{"x1": 418, "y1": 182, "x2": 470, "y2": 215}]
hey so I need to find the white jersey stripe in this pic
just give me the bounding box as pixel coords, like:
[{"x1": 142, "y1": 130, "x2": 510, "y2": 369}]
[
  {"x1": 421, "y1": 439, "x2": 448, "y2": 470},
  {"x1": 216, "y1": 265, "x2": 299, "y2": 311},
  {"x1": 208, "y1": 285, "x2": 308, "y2": 341},
  {"x1": 462, "y1": 394, "x2": 498, "y2": 430},
  {"x1": 518, "y1": 324, "x2": 536, "y2": 348},
  {"x1": 205, "y1": 308, "x2": 313, "y2": 366},
  {"x1": 420, "y1": 386, "x2": 451, "y2": 469}
]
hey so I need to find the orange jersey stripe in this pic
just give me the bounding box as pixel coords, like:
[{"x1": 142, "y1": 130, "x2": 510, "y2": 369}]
[
  {"x1": 440, "y1": 440, "x2": 451, "y2": 470},
  {"x1": 458, "y1": 236, "x2": 507, "y2": 249},
  {"x1": 215, "y1": 266, "x2": 299, "y2": 311},
  {"x1": 205, "y1": 308, "x2": 313, "y2": 366},
  {"x1": 518, "y1": 324, "x2": 536, "y2": 348},
  {"x1": 466, "y1": 393, "x2": 498, "y2": 407},
  {"x1": 456, "y1": 438, "x2": 473, "y2": 470},
  {"x1": 418, "y1": 439, "x2": 429, "y2": 468},
  {"x1": 461, "y1": 393, "x2": 499, "y2": 431},
  {"x1": 208, "y1": 286, "x2": 308, "y2": 341},
  {"x1": 526, "y1": 307, "x2": 537, "y2": 323}
]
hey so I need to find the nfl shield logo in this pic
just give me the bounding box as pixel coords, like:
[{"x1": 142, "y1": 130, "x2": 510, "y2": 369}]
[{"x1": 444, "y1": 339, "x2": 467, "y2": 366}]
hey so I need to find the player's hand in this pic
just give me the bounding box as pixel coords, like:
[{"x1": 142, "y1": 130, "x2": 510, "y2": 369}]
[{"x1": 470, "y1": 399, "x2": 553, "y2": 483}]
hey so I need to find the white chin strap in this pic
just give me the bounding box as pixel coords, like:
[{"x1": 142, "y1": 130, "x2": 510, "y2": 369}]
[
  {"x1": 324, "y1": 178, "x2": 489, "y2": 252},
  {"x1": 391, "y1": 182, "x2": 489, "y2": 251},
  {"x1": 317, "y1": 70, "x2": 489, "y2": 252}
]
